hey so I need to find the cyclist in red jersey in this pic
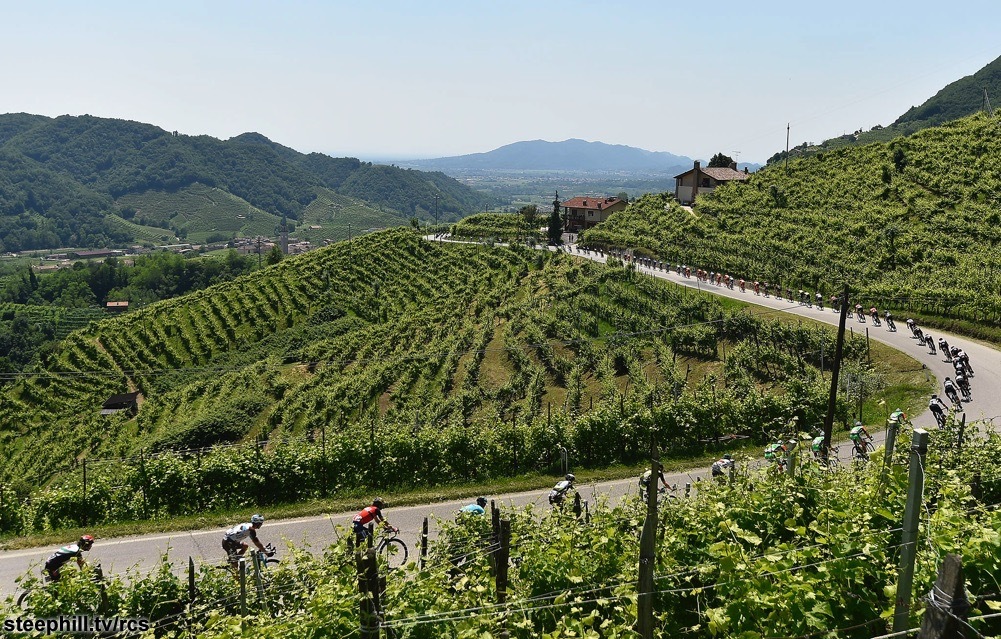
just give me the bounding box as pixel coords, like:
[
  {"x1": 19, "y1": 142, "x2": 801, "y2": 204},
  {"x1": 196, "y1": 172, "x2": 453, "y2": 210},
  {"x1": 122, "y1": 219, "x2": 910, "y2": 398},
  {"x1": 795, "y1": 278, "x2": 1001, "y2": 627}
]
[{"x1": 353, "y1": 498, "x2": 398, "y2": 542}]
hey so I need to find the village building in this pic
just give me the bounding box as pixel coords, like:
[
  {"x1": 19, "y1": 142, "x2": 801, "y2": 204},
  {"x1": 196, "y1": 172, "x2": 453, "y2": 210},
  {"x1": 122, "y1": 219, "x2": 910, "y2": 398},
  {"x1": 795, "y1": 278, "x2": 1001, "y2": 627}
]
[
  {"x1": 674, "y1": 161, "x2": 750, "y2": 205},
  {"x1": 562, "y1": 196, "x2": 628, "y2": 232}
]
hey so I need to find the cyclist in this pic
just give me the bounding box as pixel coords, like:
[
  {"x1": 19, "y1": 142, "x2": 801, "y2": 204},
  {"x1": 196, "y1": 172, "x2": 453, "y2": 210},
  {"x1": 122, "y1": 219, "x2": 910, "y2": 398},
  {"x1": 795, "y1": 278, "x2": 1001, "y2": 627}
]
[
  {"x1": 943, "y1": 377, "x2": 961, "y2": 405},
  {"x1": 739, "y1": 278, "x2": 745, "y2": 292},
  {"x1": 353, "y1": 498, "x2": 398, "y2": 542},
  {"x1": 939, "y1": 338, "x2": 951, "y2": 360},
  {"x1": 710, "y1": 454, "x2": 735, "y2": 482},
  {"x1": 549, "y1": 473, "x2": 576, "y2": 505},
  {"x1": 830, "y1": 294, "x2": 839, "y2": 311},
  {"x1": 906, "y1": 318, "x2": 916, "y2": 335},
  {"x1": 929, "y1": 395, "x2": 948, "y2": 427},
  {"x1": 855, "y1": 303, "x2": 864, "y2": 321},
  {"x1": 638, "y1": 467, "x2": 668, "y2": 498},
  {"x1": 44, "y1": 535, "x2": 94, "y2": 582},
  {"x1": 957, "y1": 349, "x2": 974, "y2": 375},
  {"x1": 816, "y1": 292, "x2": 824, "y2": 309},
  {"x1": 222, "y1": 514, "x2": 271, "y2": 567},
  {"x1": 849, "y1": 422, "x2": 872, "y2": 458},
  {"x1": 884, "y1": 311, "x2": 896, "y2": 331},
  {"x1": 914, "y1": 326, "x2": 925, "y2": 345},
  {"x1": 459, "y1": 497, "x2": 489, "y2": 515},
  {"x1": 927, "y1": 334, "x2": 937, "y2": 355},
  {"x1": 811, "y1": 435, "x2": 832, "y2": 465},
  {"x1": 888, "y1": 408, "x2": 906, "y2": 426},
  {"x1": 956, "y1": 373, "x2": 972, "y2": 400},
  {"x1": 868, "y1": 307, "x2": 879, "y2": 325}
]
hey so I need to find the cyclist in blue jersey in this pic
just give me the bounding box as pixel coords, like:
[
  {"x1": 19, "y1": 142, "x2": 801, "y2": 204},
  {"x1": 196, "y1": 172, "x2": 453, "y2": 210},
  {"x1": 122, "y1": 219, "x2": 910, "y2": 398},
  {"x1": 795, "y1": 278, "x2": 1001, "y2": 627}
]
[{"x1": 460, "y1": 497, "x2": 488, "y2": 515}]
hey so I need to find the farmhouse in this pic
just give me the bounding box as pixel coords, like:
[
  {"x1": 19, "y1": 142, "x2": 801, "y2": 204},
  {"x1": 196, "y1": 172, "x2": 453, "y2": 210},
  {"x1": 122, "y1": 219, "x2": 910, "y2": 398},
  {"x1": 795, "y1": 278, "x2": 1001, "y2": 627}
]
[
  {"x1": 562, "y1": 196, "x2": 627, "y2": 232},
  {"x1": 674, "y1": 161, "x2": 750, "y2": 205},
  {"x1": 100, "y1": 392, "x2": 140, "y2": 417}
]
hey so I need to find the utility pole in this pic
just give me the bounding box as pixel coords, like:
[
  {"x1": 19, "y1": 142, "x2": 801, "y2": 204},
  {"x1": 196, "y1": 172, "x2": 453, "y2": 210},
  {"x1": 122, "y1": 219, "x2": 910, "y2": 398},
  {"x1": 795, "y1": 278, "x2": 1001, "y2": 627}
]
[
  {"x1": 985, "y1": 87, "x2": 994, "y2": 116},
  {"x1": 822, "y1": 283, "x2": 850, "y2": 450},
  {"x1": 434, "y1": 194, "x2": 439, "y2": 228},
  {"x1": 255, "y1": 236, "x2": 262, "y2": 269},
  {"x1": 785, "y1": 123, "x2": 790, "y2": 173}
]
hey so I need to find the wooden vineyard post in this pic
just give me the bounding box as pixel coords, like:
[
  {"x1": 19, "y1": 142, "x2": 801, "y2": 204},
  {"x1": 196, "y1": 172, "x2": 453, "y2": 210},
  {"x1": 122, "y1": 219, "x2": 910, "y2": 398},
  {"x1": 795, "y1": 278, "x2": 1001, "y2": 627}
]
[
  {"x1": 918, "y1": 554, "x2": 968, "y2": 639},
  {"x1": 894, "y1": 429, "x2": 928, "y2": 633},
  {"x1": 420, "y1": 517, "x2": 428, "y2": 570},
  {"x1": 188, "y1": 557, "x2": 196, "y2": 603},
  {"x1": 496, "y1": 519, "x2": 511, "y2": 639},
  {"x1": 637, "y1": 445, "x2": 660, "y2": 639},
  {"x1": 239, "y1": 559, "x2": 248, "y2": 617}
]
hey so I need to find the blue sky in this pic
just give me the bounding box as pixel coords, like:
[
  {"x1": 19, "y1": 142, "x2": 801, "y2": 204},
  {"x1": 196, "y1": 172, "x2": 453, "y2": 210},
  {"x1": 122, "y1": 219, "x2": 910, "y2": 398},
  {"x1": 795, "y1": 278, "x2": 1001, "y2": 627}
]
[{"x1": 2, "y1": 1, "x2": 999, "y2": 163}]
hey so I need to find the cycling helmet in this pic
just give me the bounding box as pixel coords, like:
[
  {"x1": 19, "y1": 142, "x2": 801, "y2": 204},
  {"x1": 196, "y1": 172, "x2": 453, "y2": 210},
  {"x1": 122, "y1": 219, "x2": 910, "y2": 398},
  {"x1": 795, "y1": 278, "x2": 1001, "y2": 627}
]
[
  {"x1": 723, "y1": 454, "x2": 732, "y2": 460},
  {"x1": 79, "y1": 535, "x2": 95, "y2": 549},
  {"x1": 373, "y1": 498, "x2": 385, "y2": 509},
  {"x1": 250, "y1": 514, "x2": 265, "y2": 525},
  {"x1": 855, "y1": 421, "x2": 862, "y2": 428},
  {"x1": 565, "y1": 473, "x2": 575, "y2": 482},
  {"x1": 476, "y1": 496, "x2": 488, "y2": 508}
]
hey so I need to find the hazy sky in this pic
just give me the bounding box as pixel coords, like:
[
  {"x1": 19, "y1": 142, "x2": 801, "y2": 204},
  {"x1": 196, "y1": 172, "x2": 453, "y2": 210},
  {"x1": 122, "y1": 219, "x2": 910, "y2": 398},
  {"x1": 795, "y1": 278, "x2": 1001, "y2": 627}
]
[{"x1": 2, "y1": 1, "x2": 999, "y2": 163}]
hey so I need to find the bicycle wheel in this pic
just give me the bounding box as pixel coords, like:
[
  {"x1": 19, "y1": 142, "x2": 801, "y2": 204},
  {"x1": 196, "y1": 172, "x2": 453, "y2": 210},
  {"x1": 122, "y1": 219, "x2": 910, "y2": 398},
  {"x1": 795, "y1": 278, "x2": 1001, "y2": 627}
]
[
  {"x1": 864, "y1": 441, "x2": 875, "y2": 453},
  {"x1": 379, "y1": 538, "x2": 409, "y2": 569},
  {"x1": 17, "y1": 589, "x2": 32, "y2": 610}
]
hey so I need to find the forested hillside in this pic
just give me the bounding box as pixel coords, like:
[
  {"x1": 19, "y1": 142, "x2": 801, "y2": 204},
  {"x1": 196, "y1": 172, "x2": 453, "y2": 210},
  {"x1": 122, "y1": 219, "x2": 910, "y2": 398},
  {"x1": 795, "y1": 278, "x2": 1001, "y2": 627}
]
[
  {"x1": 0, "y1": 228, "x2": 894, "y2": 532},
  {"x1": 0, "y1": 114, "x2": 496, "y2": 251},
  {"x1": 583, "y1": 113, "x2": 1001, "y2": 333}
]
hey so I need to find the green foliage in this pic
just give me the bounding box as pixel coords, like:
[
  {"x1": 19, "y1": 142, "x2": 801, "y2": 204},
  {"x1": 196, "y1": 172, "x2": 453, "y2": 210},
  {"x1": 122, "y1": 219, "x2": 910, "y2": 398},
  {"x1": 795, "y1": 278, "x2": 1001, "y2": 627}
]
[
  {"x1": 583, "y1": 114, "x2": 1001, "y2": 332},
  {"x1": 0, "y1": 229, "x2": 874, "y2": 533},
  {"x1": 8, "y1": 422, "x2": 1001, "y2": 638},
  {"x1": 452, "y1": 212, "x2": 542, "y2": 242},
  {"x1": 708, "y1": 152, "x2": 735, "y2": 168}
]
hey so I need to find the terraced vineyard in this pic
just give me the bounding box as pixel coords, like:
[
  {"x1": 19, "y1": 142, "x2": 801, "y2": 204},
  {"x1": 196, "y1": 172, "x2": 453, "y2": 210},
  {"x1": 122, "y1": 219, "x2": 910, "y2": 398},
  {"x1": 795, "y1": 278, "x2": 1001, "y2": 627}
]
[
  {"x1": 0, "y1": 229, "x2": 883, "y2": 531},
  {"x1": 296, "y1": 188, "x2": 411, "y2": 242},
  {"x1": 582, "y1": 114, "x2": 1001, "y2": 336},
  {"x1": 115, "y1": 183, "x2": 280, "y2": 242}
]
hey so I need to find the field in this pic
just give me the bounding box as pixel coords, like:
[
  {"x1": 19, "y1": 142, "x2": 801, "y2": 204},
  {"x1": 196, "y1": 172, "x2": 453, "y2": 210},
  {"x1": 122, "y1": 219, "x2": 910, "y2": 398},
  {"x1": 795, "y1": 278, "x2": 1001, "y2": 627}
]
[
  {"x1": 295, "y1": 188, "x2": 411, "y2": 242},
  {"x1": 115, "y1": 183, "x2": 281, "y2": 243},
  {"x1": 0, "y1": 228, "x2": 916, "y2": 534}
]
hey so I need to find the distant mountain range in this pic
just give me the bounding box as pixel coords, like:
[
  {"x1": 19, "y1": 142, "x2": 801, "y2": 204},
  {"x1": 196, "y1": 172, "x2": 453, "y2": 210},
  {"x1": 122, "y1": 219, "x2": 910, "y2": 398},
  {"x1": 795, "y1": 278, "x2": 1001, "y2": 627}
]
[
  {"x1": 0, "y1": 114, "x2": 495, "y2": 252},
  {"x1": 406, "y1": 139, "x2": 759, "y2": 174}
]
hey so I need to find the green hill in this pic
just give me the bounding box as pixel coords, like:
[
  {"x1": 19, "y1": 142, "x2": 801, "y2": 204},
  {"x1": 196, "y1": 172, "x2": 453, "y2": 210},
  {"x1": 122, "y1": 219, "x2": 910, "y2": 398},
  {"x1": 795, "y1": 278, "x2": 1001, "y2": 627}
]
[
  {"x1": 583, "y1": 113, "x2": 1001, "y2": 333},
  {"x1": 0, "y1": 229, "x2": 882, "y2": 529},
  {"x1": 116, "y1": 183, "x2": 281, "y2": 243},
  {"x1": 0, "y1": 113, "x2": 496, "y2": 252},
  {"x1": 296, "y1": 188, "x2": 411, "y2": 242}
]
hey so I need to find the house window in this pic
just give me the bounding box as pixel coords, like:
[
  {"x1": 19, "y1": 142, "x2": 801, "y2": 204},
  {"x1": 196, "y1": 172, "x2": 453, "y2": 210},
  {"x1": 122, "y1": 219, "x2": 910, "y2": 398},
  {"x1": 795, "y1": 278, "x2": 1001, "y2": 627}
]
[
  {"x1": 701, "y1": 178, "x2": 711, "y2": 187},
  {"x1": 588, "y1": 211, "x2": 593, "y2": 217}
]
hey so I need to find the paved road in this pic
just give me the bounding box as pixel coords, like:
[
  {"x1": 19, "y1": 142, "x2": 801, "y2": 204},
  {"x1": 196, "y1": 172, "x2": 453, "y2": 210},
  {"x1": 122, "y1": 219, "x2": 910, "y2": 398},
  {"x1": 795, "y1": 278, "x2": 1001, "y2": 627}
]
[{"x1": 3, "y1": 239, "x2": 998, "y2": 597}]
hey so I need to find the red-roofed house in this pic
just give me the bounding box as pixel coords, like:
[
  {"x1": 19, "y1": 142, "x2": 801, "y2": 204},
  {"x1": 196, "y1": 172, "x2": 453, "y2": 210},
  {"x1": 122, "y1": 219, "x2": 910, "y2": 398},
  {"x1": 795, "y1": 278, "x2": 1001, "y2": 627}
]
[
  {"x1": 674, "y1": 161, "x2": 750, "y2": 205},
  {"x1": 562, "y1": 196, "x2": 627, "y2": 232}
]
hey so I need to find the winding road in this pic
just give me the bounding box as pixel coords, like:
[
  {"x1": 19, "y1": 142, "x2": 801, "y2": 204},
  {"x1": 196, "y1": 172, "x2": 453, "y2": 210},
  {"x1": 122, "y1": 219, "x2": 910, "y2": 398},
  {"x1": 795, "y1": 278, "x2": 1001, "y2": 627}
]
[{"x1": 1, "y1": 238, "x2": 998, "y2": 597}]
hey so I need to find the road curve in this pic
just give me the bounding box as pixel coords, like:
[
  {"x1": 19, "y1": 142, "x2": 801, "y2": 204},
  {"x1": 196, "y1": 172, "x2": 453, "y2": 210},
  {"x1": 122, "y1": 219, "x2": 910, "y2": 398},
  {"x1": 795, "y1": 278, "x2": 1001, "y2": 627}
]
[{"x1": 2, "y1": 239, "x2": 998, "y2": 597}]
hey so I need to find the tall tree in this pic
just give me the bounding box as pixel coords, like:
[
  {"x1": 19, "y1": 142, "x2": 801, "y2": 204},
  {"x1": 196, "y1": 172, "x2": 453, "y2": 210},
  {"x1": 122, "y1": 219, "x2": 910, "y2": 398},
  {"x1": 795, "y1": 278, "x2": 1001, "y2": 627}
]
[
  {"x1": 547, "y1": 192, "x2": 563, "y2": 244},
  {"x1": 708, "y1": 153, "x2": 736, "y2": 168}
]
